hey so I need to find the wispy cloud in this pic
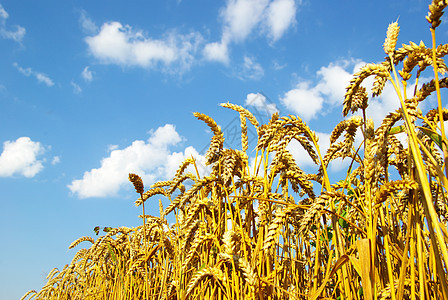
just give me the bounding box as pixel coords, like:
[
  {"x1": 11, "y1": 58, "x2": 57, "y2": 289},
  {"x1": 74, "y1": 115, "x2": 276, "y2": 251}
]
[
  {"x1": 237, "y1": 56, "x2": 264, "y2": 80},
  {"x1": 68, "y1": 124, "x2": 206, "y2": 198},
  {"x1": 0, "y1": 4, "x2": 25, "y2": 43},
  {"x1": 81, "y1": 66, "x2": 93, "y2": 82},
  {"x1": 51, "y1": 156, "x2": 61, "y2": 165},
  {"x1": 13, "y1": 62, "x2": 54, "y2": 87},
  {"x1": 0, "y1": 137, "x2": 46, "y2": 178},
  {"x1": 71, "y1": 81, "x2": 82, "y2": 94},
  {"x1": 79, "y1": 10, "x2": 98, "y2": 35}
]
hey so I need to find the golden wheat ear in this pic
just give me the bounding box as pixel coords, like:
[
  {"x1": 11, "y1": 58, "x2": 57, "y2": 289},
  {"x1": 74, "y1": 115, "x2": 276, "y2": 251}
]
[
  {"x1": 129, "y1": 173, "x2": 144, "y2": 194},
  {"x1": 427, "y1": 0, "x2": 448, "y2": 29}
]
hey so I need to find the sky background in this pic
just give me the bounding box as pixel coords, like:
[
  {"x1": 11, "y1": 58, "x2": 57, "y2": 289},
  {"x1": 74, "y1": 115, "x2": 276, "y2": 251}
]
[{"x1": 0, "y1": 1, "x2": 445, "y2": 299}]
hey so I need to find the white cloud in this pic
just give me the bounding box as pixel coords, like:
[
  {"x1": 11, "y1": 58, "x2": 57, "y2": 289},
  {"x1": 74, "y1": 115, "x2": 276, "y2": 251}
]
[
  {"x1": 68, "y1": 124, "x2": 206, "y2": 199},
  {"x1": 203, "y1": 40, "x2": 229, "y2": 64},
  {"x1": 85, "y1": 22, "x2": 203, "y2": 72},
  {"x1": 245, "y1": 92, "x2": 278, "y2": 115},
  {"x1": 71, "y1": 81, "x2": 82, "y2": 94},
  {"x1": 281, "y1": 81, "x2": 324, "y2": 121},
  {"x1": 280, "y1": 60, "x2": 362, "y2": 121},
  {"x1": 0, "y1": 4, "x2": 25, "y2": 43},
  {"x1": 221, "y1": 0, "x2": 270, "y2": 42},
  {"x1": 13, "y1": 62, "x2": 54, "y2": 87},
  {"x1": 315, "y1": 62, "x2": 353, "y2": 105},
  {"x1": 81, "y1": 66, "x2": 93, "y2": 82},
  {"x1": 0, "y1": 137, "x2": 46, "y2": 178},
  {"x1": 265, "y1": 0, "x2": 297, "y2": 42},
  {"x1": 238, "y1": 56, "x2": 264, "y2": 80},
  {"x1": 204, "y1": 0, "x2": 299, "y2": 63}
]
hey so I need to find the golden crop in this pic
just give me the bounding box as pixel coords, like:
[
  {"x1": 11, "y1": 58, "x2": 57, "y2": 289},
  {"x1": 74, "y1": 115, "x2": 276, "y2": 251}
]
[{"x1": 23, "y1": 1, "x2": 448, "y2": 299}]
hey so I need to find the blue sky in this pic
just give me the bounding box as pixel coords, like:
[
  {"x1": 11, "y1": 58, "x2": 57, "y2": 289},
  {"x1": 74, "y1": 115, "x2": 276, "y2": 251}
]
[{"x1": 0, "y1": 0, "x2": 443, "y2": 299}]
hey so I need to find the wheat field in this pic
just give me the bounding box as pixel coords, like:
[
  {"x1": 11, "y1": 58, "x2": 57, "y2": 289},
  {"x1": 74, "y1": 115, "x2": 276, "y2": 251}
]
[{"x1": 23, "y1": 1, "x2": 448, "y2": 299}]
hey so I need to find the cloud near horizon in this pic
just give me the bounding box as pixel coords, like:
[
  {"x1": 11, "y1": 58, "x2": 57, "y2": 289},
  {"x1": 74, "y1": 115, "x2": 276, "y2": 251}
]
[{"x1": 68, "y1": 124, "x2": 206, "y2": 199}]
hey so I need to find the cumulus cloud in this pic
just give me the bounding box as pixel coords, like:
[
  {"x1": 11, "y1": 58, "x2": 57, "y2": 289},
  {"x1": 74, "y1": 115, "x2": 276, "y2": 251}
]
[
  {"x1": 85, "y1": 22, "x2": 203, "y2": 72},
  {"x1": 281, "y1": 81, "x2": 324, "y2": 121},
  {"x1": 81, "y1": 66, "x2": 93, "y2": 82},
  {"x1": 13, "y1": 62, "x2": 54, "y2": 87},
  {"x1": 280, "y1": 60, "x2": 363, "y2": 121},
  {"x1": 0, "y1": 137, "x2": 46, "y2": 178},
  {"x1": 203, "y1": 0, "x2": 299, "y2": 63},
  {"x1": 315, "y1": 62, "x2": 354, "y2": 105},
  {"x1": 68, "y1": 124, "x2": 206, "y2": 199},
  {"x1": 0, "y1": 4, "x2": 25, "y2": 43}
]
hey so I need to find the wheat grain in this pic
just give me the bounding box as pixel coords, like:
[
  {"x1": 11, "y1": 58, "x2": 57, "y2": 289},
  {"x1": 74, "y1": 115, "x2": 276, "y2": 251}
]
[
  {"x1": 240, "y1": 113, "x2": 249, "y2": 153},
  {"x1": 135, "y1": 187, "x2": 168, "y2": 206},
  {"x1": 151, "y1": 180, "x2": 172, "y2": 188},
  {"x1": 168, "y1": 173, "x2": 196, "y2": 195},
  {"x1": 344, "y1": 63, "x2": 390, "y2": 116},
  {"x1": 263, "y1": 206, "x2": 288, "y2": 252},
  {"x1": 20, "y1": 290, "x2": 37, "y2": 300},
  {"x1": 206, "y1": 133, "x2": 224, "y2": 164},
  {"x1": 427, "y1": 0, "x2": 448, "y2": 28},
  {"x1": 185, "y1": 265, "x2": 225, "y2": 298},
  {"x1": 299, "y1": 191, "x2": 345, "y2": 235},
  {"x1": 375, "y1": 179, "x2": 418, "y2": 204},
  {"x1": 221, "y1": 102, "x2": 259, "y2": 128},
  {"x1": 69, "y1": 236, "x2": 95, "y2": 249},
  {"x1": 129, "y1": 173, "x2": 144, "y2": 194},
  {"x1": 384, "y1": 21, "x2": 400, "y2": 55},
  {"x1": 193, "y1": 112, "x2": 222, "y2": 135},
  {"x1": 182, "y1": 232, "x2": 214, "y2": 273}
]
